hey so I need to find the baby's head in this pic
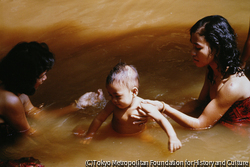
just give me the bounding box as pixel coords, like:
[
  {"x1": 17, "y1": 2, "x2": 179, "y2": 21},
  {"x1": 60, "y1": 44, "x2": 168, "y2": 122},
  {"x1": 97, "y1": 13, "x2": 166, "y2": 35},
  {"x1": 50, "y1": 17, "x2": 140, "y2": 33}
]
[
  {"x1": 106, "y1": 62, "x2": 139, "y2": 89},
  {"x1": 106, "y1": 62, "x2": 139, "y2": 109}
]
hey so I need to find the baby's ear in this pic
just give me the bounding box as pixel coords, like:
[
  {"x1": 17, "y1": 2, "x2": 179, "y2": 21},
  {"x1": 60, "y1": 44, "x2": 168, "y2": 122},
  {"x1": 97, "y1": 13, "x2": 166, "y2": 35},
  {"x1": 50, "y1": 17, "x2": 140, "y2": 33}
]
[{"x1": 132, "y1": 87, "x2": 139, "y2": 97}]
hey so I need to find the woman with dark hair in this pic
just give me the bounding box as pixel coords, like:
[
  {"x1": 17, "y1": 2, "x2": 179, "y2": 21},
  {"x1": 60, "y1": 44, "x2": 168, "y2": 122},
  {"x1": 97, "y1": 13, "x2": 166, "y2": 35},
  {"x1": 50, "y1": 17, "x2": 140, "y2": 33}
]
[
  {"x1": 0, "y1": 42, "x2": 55, "y2": 96},
  {"x1": 139, "y1": 15, "x2": 250, "y2": 130},
  {"x1": 0, "y1": 42, "x2": 104, "y2": 136}
]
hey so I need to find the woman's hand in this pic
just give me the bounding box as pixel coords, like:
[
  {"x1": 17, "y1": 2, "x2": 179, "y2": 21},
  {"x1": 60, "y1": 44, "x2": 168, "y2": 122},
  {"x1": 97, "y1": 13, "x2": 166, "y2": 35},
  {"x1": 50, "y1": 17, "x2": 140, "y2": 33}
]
[
  {"x1": 131, "y1": 100, "x2": 165, "y2": 125},
  {"x1": 129, "y1": 105, "x2": 148, "y2": 125},
  {"x1": 141, "y1": 99, "x2": 165, "y2": 112},
  {"x1": 75, "y1": 89, "x2": 106, "y2": 109}
]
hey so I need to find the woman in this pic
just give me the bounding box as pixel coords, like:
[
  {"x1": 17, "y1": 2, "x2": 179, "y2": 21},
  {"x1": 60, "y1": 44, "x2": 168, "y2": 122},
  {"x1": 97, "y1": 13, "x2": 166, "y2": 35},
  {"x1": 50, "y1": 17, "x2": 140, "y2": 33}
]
[
  {"x1": 0, "y1": 42, "x2": 104, "y2": 136},
  {"x1": 139, "y1": 15, "x2": 250, "y2": 130}
]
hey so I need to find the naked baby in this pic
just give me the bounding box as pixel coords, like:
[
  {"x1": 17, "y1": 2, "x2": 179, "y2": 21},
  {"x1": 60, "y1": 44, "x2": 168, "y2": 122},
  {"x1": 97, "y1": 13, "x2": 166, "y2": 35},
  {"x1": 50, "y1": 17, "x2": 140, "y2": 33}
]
[{"x1": 79, "y1": 62, "x2": 182, "y2": 153}]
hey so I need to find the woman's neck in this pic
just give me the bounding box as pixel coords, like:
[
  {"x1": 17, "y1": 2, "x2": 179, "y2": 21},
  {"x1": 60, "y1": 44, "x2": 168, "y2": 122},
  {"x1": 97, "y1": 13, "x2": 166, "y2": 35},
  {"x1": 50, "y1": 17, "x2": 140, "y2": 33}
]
[
  {"x1": 208, "y1": 62, "x2": 223, "y2": 84},
  {"x1": 209, "y1": 60, "x2": 221, "y2": 75},
  {"x1": 212, "y1": 68, "x2": 222, "y2": 79}
]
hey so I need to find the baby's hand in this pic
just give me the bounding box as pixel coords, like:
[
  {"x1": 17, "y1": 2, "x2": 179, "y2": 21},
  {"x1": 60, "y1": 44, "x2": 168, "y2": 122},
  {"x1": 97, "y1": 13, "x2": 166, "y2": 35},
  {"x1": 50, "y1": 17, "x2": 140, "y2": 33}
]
[
  {"x1": 75, "y1": 89, "x2": 106, "y2": 109},
  {"x1": 169, "y1": 136, "x2": 182, "y2": 153},
  {"x1": 73, "y1": 125, "x2": 93, "y2": 144}
]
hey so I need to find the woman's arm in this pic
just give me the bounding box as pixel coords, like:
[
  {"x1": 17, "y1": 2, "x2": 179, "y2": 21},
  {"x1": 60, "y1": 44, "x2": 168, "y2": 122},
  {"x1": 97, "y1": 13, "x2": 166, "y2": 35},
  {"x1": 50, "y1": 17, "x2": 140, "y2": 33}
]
[
  {"x1": 20, "y1": 94, "x2": 80, "y2": 118},
  {"x1": 3, "y1": 94, "x2": 33, "y2": 134},
  {"x1": 21, "y1": 89, "x2": 105, "y2": 118},
  {"x1": 161, "y1": 80, "x2": 242, "y2": 130},
  {"x1": 141, "y1": 75, "x2": 243, "y2": 130},
  {"x1": 53, "y1": 89, "x2": 105, "y2": 117},
  {"x1": 140, "y1": 69, "x2": 210, "y2": 116},
  {"x1": 19, "y1": 94, "x2": 41, "y2": 117}
]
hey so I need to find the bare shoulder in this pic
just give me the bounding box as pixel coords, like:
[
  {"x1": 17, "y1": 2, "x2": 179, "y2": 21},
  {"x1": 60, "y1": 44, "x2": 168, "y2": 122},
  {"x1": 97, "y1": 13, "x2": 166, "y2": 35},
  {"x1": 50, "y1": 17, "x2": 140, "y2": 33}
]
[
  {"x1": 0, "y1": 89, "x2": 23, "y2": 116},
  {"x1": 134, "y1": 96, "x2": 144, "y2": 104},
  {"x1": 0, "y1": 89, "x2": 20, "y2": 107},
  {"x1": 124, "y1": 96, "x2": 144, "y2": 115},
  {"x1": 220, "y1": 74, "x2": 250, "y2": 101},
  {"x1": 130, "y1": 96, "x2": 144, "y2": 110}
]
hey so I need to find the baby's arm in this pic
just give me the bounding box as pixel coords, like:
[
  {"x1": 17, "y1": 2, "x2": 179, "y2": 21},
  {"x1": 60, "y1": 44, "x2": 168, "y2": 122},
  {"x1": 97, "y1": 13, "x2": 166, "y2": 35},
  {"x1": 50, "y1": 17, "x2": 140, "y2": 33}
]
[
  {"x1": 82, "y1": 101, "x2": 114, "y2": 143},
  {"x1": 141, "y1": 103, "x2": 182, "y2": 153}
]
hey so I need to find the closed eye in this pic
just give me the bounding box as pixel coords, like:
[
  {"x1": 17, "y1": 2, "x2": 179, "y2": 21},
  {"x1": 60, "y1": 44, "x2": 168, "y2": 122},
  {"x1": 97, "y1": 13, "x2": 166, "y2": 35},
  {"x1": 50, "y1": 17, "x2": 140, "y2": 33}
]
[
  {"x1": 195, "y1": 47, "x2": 201, "y2": 50},
  {"x1": 116, "y1": 95, "x2": 121, "y2": 99}
]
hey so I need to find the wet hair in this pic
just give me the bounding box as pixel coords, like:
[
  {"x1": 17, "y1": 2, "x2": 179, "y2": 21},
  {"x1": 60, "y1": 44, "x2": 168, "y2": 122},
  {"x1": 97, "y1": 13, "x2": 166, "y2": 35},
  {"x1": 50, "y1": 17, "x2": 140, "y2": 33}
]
[
  {"x1": 190, "y1": 15, "x2": 242, "y2": 83},
  {"x1": 0, "y1": 41, "x2": 55, "y2": 95},
  {"x1": 106, "y1": 62, "x2": 139, "y2": 90}
]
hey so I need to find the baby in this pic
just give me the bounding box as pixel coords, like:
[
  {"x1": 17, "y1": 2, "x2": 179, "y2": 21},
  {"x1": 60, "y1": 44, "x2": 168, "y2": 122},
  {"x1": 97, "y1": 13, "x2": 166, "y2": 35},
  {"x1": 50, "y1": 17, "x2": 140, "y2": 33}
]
[{"x1": 81, "y1": 62, "x2": 182, "y2": 152}]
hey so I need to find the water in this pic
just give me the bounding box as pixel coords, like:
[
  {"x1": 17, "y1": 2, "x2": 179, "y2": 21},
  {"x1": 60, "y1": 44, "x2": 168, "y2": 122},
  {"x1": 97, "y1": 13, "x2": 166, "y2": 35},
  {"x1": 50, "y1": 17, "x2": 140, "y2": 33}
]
[{"x1": 0, "y1": 0, "x2": 250, "y2": 166}]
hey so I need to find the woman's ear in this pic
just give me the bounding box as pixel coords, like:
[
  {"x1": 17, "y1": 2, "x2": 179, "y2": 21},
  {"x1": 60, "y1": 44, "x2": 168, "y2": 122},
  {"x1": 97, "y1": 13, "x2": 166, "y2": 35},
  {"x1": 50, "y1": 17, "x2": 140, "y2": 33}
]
[{"x1": 132, "y1": 87, "x2": 139, "y2": 97}]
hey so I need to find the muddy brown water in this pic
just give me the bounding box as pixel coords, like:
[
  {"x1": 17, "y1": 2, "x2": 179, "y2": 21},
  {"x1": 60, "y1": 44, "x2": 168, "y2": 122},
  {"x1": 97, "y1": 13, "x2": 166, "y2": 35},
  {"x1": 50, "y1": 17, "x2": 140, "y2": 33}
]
[{"x1": 0, "y1": 0, "x2": 250, "y2": 166}]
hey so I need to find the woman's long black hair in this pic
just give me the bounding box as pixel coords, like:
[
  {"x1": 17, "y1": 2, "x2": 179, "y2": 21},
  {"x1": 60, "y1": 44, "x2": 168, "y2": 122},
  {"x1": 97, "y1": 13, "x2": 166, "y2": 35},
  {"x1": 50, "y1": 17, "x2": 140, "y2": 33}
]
[
  {"x1": 0, "y1": 42, "x2": 55, "y2": 95},
  {"x1": 190, "y1": 15, "x2": 242, "y2": 83}
]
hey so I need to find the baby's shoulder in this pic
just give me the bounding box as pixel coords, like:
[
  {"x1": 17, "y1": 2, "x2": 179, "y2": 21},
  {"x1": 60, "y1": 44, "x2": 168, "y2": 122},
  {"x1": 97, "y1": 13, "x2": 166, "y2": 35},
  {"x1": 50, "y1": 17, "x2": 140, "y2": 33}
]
[
  {"x1": 131, "y1": 96, "x2": 143, "y2": 108},
  {"x1": 135, "y1": 96, "x2": 144, "y2": 103},
  {"x1": 127, "y1": 96, "x2": 143, "y2": 112}
]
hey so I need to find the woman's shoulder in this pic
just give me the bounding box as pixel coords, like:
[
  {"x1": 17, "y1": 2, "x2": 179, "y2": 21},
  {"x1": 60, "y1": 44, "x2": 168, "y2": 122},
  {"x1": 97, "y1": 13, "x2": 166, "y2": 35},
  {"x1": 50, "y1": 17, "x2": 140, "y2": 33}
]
[
  {"x1": 0, "y1": 89, "x2": 20, "y2": 109},
  {"x1": 0, "y1": 89, "x2": 19, "y2": 116},
  {"x1": 221, "y1": 74, "x2": 250, "y2": 100}
]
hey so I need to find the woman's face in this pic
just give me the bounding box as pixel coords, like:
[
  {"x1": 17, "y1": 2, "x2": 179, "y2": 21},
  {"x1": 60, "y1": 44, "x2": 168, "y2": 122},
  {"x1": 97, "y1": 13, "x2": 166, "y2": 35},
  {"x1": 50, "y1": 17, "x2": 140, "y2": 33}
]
[
  {"x1": 190, "y1": 32, "x2": 215, "y2": 68},
  {"x1": 34, "y1": 71, "x2": 47, "y2": 89}
]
